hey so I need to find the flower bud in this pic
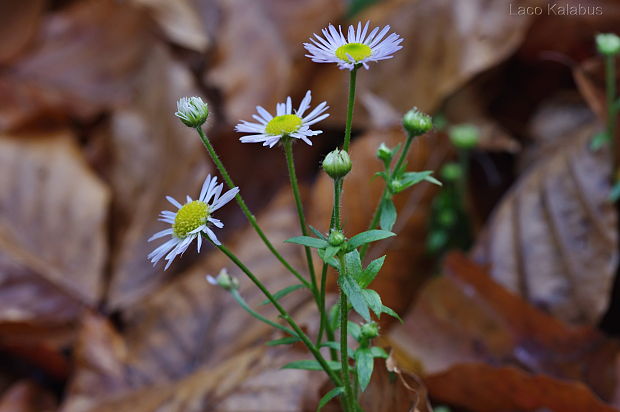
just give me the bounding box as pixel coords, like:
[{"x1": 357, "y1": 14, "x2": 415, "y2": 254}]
[
  {"x1": 175, "y1": 96, "x2": 209, "y2": 127},
  {"x1": 322, "y1": 149, "x2": 352, "y2": 179},
  {"x1": 441, "y1": 163, "x2": 462, "y2": 181},
  {"x1": 376, "y1": 143, "x2": 393, "y2": 164},
  {"x1": 402, "y1": 107, "x2": 433, "y2": 137},
  {"x1": 597, "y1": 33, "x2": 620, "y2": 56},
  {"x1": 389, "y1": 179, "x2": 404, "y2": 193},
  {"x1": 206, "y1": 268, "x2": 239, "y2": 291},
  {"x1": 449, "y1": 124, "x2": 479, "y2": 149},
  {"x1": 360, "y1": 321, "x2": 379, "y2": 339},
  {"x1": 328, "y1": 229, "x2": 345, "y2": 246}
]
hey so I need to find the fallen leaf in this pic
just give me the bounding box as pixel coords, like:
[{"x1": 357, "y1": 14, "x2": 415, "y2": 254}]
[
  {"x1": 0, "y1": 131, "x2": 108, "y2": 342},
  {"x1": 0, "y1": 0, "x2": 155, "y2": 131},
  {"x1": 206, "y1": 0, "x2": 343, "y2": 123},
  {"x1": 0, "y1": 381, "x2": 56, "y2": 412},
  {"x1": 131, "y1": 0, "x2": 209, "y2": 52},
  {"x1": 472, "y1": 123, "x2": 617, "y2": 325},
  {"x1": 426, "y1": 363, "x2": 620, "y2": 412},
  {"x1": 388, "y1": 253, "x2": 620, "y2": 401},
  {"x1": 103, "y1": 44, "x2": 208, "y2": 308},
  {"x1": 0, "y1": 0, "x2": 46, "y2": 64}
]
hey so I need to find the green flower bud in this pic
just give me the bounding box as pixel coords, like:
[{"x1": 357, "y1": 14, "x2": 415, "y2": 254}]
[
  {"x1": 402, "y1": 107, "x2": 433, "y2": 137},
  {"x1": 206, "y1": 268, "x2": 239, "y2": 291},
  {"x1": 175, "y1": 96, "x2": 209, "y2": 128},
  {"x1": 328, "y1": 229, "x2": 345, "y2": 246},
  {"x1": 441, "y1": 163, "x2": 462, "y2": 181},
  {"x1": 389, "y1": 179, "x2": 404, "y2": 193},
  {"x1": 360, "y1": 321, "x2": 379, "y2": 339},
  {"x1": 449, "y1": 124, "x2": 479, "y2": 149},
  {"x1": 376, "y1": 143, "x2": 392, "y2": 164},
  {"x1": 597, "y1": 33, "x2": 620, "y2": 56},
  {"x1": 322, "y1": 149, "x2": 352, "y2": 179}
]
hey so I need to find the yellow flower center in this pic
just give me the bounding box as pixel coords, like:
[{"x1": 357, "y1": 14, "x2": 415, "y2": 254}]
[
  {"x1": 335, "y1": 43, "x2": 372, "y2": 63},
  {"x1": 265, "y1": 114, "x2": 302, "y2": 136},
  {"x1": 172, "y1": 201, "x2": 209, "y2": 238}
]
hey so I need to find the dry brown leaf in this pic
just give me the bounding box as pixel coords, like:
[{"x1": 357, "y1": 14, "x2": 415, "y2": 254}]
[
  {"x1": 0, "y1": 0, "x2": 46, "y2": 64},
  {"x1": 309, "y1": 127, "x2": 448, "y2": 316},
  {"x1": 388, "y1": 253, "x2": 620, "y2": 401},
  {"x1": 206, "y1": 0, "x2": 343, "y2": 123},
  {"x1": 426, "y1": 363, "x2": 620, "y2": 412},
  {"x1": 131, "y1": 0, "x2": 209, "y2": 51},
  {"x1": 0, "y1": 0, "x2": 154, "y2": 131},
  {"x1": 103, "y1": 44, "x2": 207, "y2": 308},
  {"x1": 312, "y1": 0, "x2": 532, "y2": 128},
  {"x1": 0, "y1": 132, "x2": 108, "y2": 341},
  {"x1": 0, "y1": 380, "x2": 56, "y2": 412},
  {"x1": 472, "y1": 123, "x2": 617, "y2": 325}
]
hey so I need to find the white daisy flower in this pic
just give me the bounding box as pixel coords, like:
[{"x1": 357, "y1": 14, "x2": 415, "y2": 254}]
[
  {"x1": 148, "y1": 174, "x2": 239, "y2": 269},
  {"x1": 235, "y1": 90, "x2": 329, "y2": 148},
  {"x1": 303, "y1": 21, "x2": 403, "y2": 71}
]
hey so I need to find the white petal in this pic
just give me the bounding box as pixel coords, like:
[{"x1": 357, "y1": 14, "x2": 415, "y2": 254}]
[{"x1": 166, "y1": 196, "x2": 182, "y2": 209}]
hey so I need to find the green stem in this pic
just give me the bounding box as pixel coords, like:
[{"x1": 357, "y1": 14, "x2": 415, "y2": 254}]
[
  {"x1": 283, "y1": 138, "x2": 318, "y2": 297},
  {"x1": 360, "y1": 133, "x2": 414, "y2": 260},
  {"x1": 343, "y1": 67, "x2": 359, "y2": 152},
  {"x1": 338, "y1": 255, "x2": 355, "y2": 411},
  {"x1": 230, "y1": 289, "x2": 296, "y2": 337},
  {"x1": 195, "y1": 127, "x2": 310, "y2": 289},
  {"x1": 606, "y1": 55, "x2": 617, "y2": 169},
  {"x1": 217, "y1": 244, "x2": 342, "y2": 386},
  {"x1": 333, "y1": 178, "x2": 343, "y2": 230}
]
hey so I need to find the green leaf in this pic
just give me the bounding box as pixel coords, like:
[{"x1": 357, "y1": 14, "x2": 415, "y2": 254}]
[
  {"x1": 370, "y1": 346, "x2": 388, "y2": 358},
  {"x1": 611, "y1": 180, "x2": 620, "y2": 202},
  {"x1": 424, "y1": 175, "x2": 443, "y2": 186},
  {"x1": 379, "y1": 198, "x2": 397, "y2": 231},
  {"x1": 392, "y1": 171, "x2": 435, "y2": 193},
  {"x1": 324, "y1": 245, "x2": 341, "y2": 261},
  {"x1": 348, "y1": 230, "x2": 395, "y2": 249},
  {"x1": 359, "y1": 255, "x2": 385, "y2": 288},
  {"x1": 261, "y1": 284, "x2": 304, "y2": 305},
  {"x1": 355, "y1": 348, "x2": 374, "y2": 391},
  {"x1": 309, "y1": 225, "x2": 327, "y2": 240},
  {"x1": 317, "y1": 387, "x2": 344, "y2": 411},
  {"x1": 381, "y1": 305, "x2": 402, "y2": 322},
  {"x1": 339, "y1": 273, "x2": 370, "y2": 321},
  {"x1": 362, "y1": 289, "x2": 382, "y2": 317},
  {"x1": 344, "y1": 250, "x2": 363, "y2": 281},
  {"x1": 329, "y1": 301, "x2": 340, "y2": 332},
  {"x1": 319, "y1": 341, "x2": 354, "y2": 358},
  {"x1": 282, "y1": 359, "x2": 341, "y2": 371},
  {"x1": 286, "y1": 236, "x2": 329, "y2": 249},
  {"x1": 318, "y1": 248, "x2": 339, "y2": 268},
  {"x1": 266, "y1": 336, "x2": 301, "y2": 346},
  {"x1": 347, "y1": 321, "x2": 361, "y2": 341},
  {"x1": 591, "y1": 131, "x2": 610, "y2": 150}
]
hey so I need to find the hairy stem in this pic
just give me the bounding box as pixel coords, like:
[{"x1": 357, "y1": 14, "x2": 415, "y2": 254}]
[
  {"x1": 217, "y1": 244, "x2": 342, "y2": 386},
  {"x1": 195, "y1": 127, "x2": 310, "y2": 289},
  {"x1": 283, "y1": 138, "x2": 319, "y2": 298}
]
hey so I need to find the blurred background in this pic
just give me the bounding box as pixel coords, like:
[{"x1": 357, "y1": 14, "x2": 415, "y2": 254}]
[{"x1": 1, "y1": 0, "x2": 620, "y2": 411}]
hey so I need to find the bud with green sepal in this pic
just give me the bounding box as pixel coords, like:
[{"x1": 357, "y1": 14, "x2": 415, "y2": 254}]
[
  {"x1": 402, "y1": 107, "x2": 433, "y2": 137},
  {"x1": 328, "y1": 229, "x2": 346, "y2": 246},
  {"x1": 322, "y1": 149, "x2": 352, "y2": 179},
  {"x1": 175, "y1": 96, "x2": 209, "y2": 128},
  {"x1": 206, "y1": 268, "x2": 239, "y2": 291},
  {"x1": 597, "y1": 33, "x2": 620, "y2": 56}
]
